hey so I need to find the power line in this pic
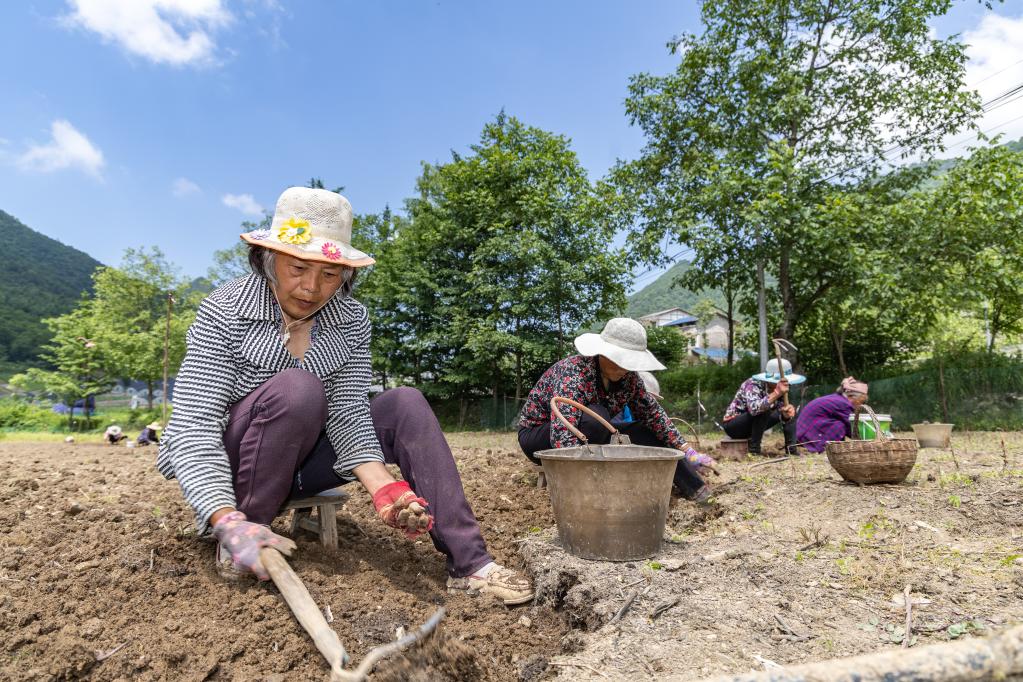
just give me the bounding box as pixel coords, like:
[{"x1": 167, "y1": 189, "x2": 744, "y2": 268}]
[
  {"x1": 816, "y1": 77, "x2": 1023, "y2": 185},
  {"x1": 968, "y1": 57, "x2": 1023, "y2": 90},
  {"x1": 630, "y1": 248, "x2": 694, "y2": 287}
]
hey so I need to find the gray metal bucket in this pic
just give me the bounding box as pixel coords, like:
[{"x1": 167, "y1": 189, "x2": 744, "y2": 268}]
[{"x1": 537, "y1": 444, "x2": 683, "y2": 561}]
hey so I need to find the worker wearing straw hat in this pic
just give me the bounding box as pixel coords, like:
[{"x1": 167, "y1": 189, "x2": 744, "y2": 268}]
[
  {"x1": 518, "y1": 318, "x2": 716, "y2": 501},
  {"x1": 157, "y1": 187, "x2": 531, "y2": 604},
  {"x1": 136, "y1": 421, "x2": 161, "y2": 446},
  {"x1": 722, "y1": 358, "x2": 805, "y2": 455}
]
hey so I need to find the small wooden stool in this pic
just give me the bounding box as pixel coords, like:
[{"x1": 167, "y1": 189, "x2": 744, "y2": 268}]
[
  {"x1": 717, "y1": 438, "x2": 749, "y2": 461},
  {"x1": 282, "y1": 488, "x2": 350, "y2": 549}
]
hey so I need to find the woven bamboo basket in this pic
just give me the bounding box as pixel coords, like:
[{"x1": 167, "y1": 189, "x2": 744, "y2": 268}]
[{"x1": 826, "y1": 405, "x2": 918, "y2": 484}]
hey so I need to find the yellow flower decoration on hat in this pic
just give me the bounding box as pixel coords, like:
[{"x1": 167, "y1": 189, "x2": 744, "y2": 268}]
[{"x1": 278, "y1": 217, "x2": 312, "y2": 245}]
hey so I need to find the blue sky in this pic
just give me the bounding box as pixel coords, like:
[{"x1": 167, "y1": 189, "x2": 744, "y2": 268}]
[{"x1": 1, "y1": 1, "x2": 1021, "y2": 282}]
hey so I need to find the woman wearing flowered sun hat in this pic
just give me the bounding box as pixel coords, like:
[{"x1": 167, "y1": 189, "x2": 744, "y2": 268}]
[{"x1": 157, "y1": 187, "x2": 532, "y2": 605}]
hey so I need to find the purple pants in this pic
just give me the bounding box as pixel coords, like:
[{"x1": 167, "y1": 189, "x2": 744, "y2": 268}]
[{"x1": 223, "y1": 369, "x2": 492, "y2": 577}]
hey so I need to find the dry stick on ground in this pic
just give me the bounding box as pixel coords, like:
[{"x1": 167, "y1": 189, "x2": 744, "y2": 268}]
[
  {"x1": 95, "y1": 641, "x2": 129, "y2": 662},
  {"x1": 903, "y1": 584, "x2": 913, "y2": 649},
  {"x1": 950, "y1": 447, "x2": 961, "y2": 471},
  {"x1": 749, "y1": 457, "x2": 789, "y2": 469},
  {"x1": 549, "y1": 661, "x2": 610, "y2": 678},
  {"x1": 607, "y1": 589, "x2": 640, "y2": 626},
  {"x1": 774, "y1": 614, "x2": 814, "y2": 643},
  {"x1": 651, "y1": 596, "x2": 682, "y2": 620},
  {"x1": 1001, "y1": 435, "x2": 1009, "y2": 471}
]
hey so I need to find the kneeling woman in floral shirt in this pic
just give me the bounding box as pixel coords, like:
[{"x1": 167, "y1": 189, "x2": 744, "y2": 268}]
[{"x1": 517, "y1": 318, "x2": 715, "y2": 501}]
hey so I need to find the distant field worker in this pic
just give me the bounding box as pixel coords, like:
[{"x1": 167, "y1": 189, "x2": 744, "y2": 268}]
[
  {"x1": 517, "y1": 318, "x2": 716, "y2": 501},
  {"x1": 796, "y1": 377, "x2": 869, "y2": 453},
  {"x1": 723, "y1": 359, "x2": 804, "y2": 455},
  {"x1": 104, "y1": 424, "x2": 127, "y2": 445},
  {"x1": 136, "y1": 421, "x2": 161, "y2": 446},
  {"x1": 157, "y1": 186, "x2": 531, "y2": 604}
]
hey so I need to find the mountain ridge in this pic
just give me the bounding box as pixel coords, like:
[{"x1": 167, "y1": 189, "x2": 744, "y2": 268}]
[{"x1": 0, "y1": 210, "x2": 102, "y2": 375}]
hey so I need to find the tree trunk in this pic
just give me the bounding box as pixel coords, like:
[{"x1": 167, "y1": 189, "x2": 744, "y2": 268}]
[
  {"x1": 756, "y1": 257, "x2": 768, "y2": 370},
  {"x1": 515, "y1": 351, "x2": 522, "y2": 404},
  {"x1": 458, "y1": 397, "x2": 466, "y2": 430},
  {"x1": 147, "y1": 379, "x2": 154, "y2": 410},
  {"x1": 725, "y1": 286, "x2": 735, "y2": 366},
  {"x1": 937, "y1": 355, "x2": 949, "y2": 423},
  {"x1": 778, "y1": 250, "x2": 798, "y2": 365},
  {"x1": 988, "y1": 304, "x2": 1001, "y2": 352},
  {"x1": 831, "y1": 323, "x2": 847, "y2": 377}
]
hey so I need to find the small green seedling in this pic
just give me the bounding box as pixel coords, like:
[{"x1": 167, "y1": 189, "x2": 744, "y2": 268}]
[
  {"x1": 947, "y1": 494, "x2": 961, "y2": 509},
  {"x1": 947, "y1": 620, "x2": 984, "y2": 640}
]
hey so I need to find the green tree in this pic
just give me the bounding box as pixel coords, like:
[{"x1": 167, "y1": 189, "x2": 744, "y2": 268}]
[
  {"x1": 377, "y1": 114, "x2": 629, "y2": 409},
  {"x1": 618, "y1": 0, "x2": 983, "y2": 365},
  {"x1": 10, "y1": 308, "x2": 113, "y2": 430},
  {"x1": 90, "y1": 248, "x2": 199, "y2": 408},
  {"x1": 646, "y1": 325, "x2": 688, "y2": 367},
  {"x1": 924, "y1": 144, "x2": 1023, "y2": 350}
]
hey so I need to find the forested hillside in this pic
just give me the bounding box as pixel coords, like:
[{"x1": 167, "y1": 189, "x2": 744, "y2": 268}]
[
  {"x1": 0, "y1": 210, "x2": 101, "y2": 373},
  {"x1": 623, "y1": 261, "x2": 724, "y2": 318}
]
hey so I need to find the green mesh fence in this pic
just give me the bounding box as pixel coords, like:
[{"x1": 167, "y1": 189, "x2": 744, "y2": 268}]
[
  {"x1": 662, "y1": 361, "x2": 1023, "y2": 433},
  {"x1": 428, "y1": 357, "x2": 1023, "y2": 433}
]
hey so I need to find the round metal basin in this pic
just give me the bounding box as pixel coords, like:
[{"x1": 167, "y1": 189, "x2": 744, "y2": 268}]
[{"x1": 537, "y1": 444, "x2": 682, "y2": 561}]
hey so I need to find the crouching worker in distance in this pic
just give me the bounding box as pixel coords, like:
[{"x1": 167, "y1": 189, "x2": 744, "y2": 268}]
[
  {"x1": 796, "y1": 377, "x2": 869, "y2": 453},
  {"x1": 157, "y1": 187, "x2": 532, "y2": 605},
  {"x1": 722, "y1": 359, "x2": 804, "y2": 455},
  {"x1": 517, "y1": 318, "x2": 716, "y2": 502}
]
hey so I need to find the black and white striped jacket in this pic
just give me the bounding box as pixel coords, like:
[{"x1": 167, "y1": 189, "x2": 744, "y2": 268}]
[{"x1": 157, "y1": 274, "x2": 383, "y2": 530}]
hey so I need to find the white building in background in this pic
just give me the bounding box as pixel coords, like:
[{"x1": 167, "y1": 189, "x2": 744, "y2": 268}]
[{"x1": 638, "y1": 306, "x2": 737, "y2": 363}]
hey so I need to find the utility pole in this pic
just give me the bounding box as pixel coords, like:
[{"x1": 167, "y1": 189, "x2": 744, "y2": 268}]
[
  {"x1": 757, "y1": 261, "x2": 769, "y2": 369},
  {"x1": 162, "y1": 292, "x2": 174, "y2": 426}
]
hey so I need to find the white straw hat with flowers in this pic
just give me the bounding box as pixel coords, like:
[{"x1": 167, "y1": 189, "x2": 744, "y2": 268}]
[
  {"x1": 239, "y1": 187, "x2": 375, "y2": 268},
  {"x1": 574, "y1": 318, "x2": 666, "y2": 372}
]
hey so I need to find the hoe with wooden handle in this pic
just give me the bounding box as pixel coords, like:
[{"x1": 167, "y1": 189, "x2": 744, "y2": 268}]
[
  {"x1": 259, "y1": 547, "x2": 445, "y2": 682},
  {"x1": 771, "y1": 338, "x2": 798, "y2": 407}
]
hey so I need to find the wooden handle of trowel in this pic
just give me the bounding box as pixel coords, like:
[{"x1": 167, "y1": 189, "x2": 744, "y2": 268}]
[{"x1": 260, "y1": 548, "x2": 348, "y2": 675}]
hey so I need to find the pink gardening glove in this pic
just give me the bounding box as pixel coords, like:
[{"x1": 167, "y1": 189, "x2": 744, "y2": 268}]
[
  {"x1": 372, "y1": 481, "x2": 434, "y2": 539},
  {"x1": 212, "y1": 511, "x2": 297, "y2": 580},
  {"x1": 684, "y1": 447, "x2": 719, "y2": 476}
]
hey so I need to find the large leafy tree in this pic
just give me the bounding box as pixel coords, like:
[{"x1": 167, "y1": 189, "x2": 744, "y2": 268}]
[
  {"x1": 391, "y1": 114, "x2": 630, "y2": 403},
  {"x1": 618, "y1": 0, "x2": 983, "y2": 364},
  {"x1": 89, "y1": 248, "x2": 200, "y2": 408},
  {"x1": 924, "y1": 144, "x2": 1023, "y2": 349}
]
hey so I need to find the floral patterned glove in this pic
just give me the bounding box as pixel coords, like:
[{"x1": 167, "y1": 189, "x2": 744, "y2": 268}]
[
  {"x1": 372, "y1": 481, "x2": 434, "y2": 539},
  {"x1": 212, "y1": 511, "x2": 296, "y2": 580},
  {"x1": 684, "y1": 447, "x2": 719, "y2": 476}
]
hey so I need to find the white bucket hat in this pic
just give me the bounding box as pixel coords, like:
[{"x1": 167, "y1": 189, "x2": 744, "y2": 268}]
[
  {"x1": 638, "y1": 371, "x2": 662, "y2": 400},
  {"x1": 240, "y1": 187, "x2": 375, "y2": 268},
  {"x1": 752, "y1": 358, "x2": 806, "y2": 385},
  {"x1": 574, "y1": 318, "x2": 666, "y2": 372}
]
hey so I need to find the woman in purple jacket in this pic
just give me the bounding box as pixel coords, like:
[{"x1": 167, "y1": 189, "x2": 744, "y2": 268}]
[{"x1": 795, "y1": 377, "x2": 869, "y2": 452}]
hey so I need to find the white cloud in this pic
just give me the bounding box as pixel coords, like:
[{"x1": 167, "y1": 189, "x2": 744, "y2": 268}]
[
  {"x1": 943, "y1": 12, "x2": 1023, "y2": 154},
  {"x1": 64, "y1": 0, "x2": 232, "y2": 67},
  {"x1": 17, "y1": 119, "x2": 105, "y2": 177},
  {"x1": 222, "y1": 193, "x2": 264, "y2": 215},
  {"x1": 172, "y1": 177, "x2": 201, "y2": 197}
]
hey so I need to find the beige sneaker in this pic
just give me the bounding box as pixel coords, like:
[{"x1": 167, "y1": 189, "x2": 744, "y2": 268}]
[{"x1": 447, "y1": 564, "x2": 534, "y2": 606}]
